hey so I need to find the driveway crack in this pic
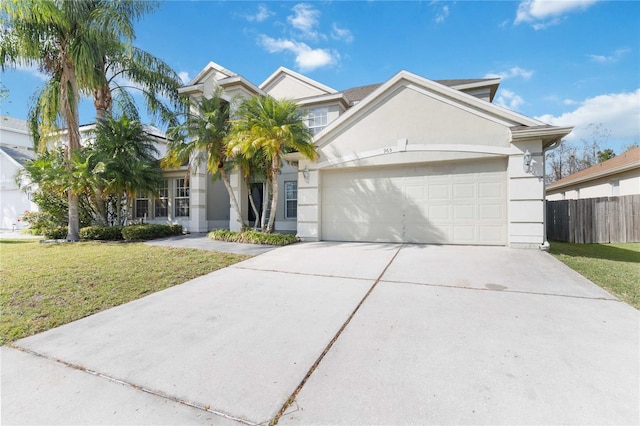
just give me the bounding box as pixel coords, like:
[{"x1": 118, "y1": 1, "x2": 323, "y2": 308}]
[
  {"x1": 6, "y1": 344, "x2": 259, "y2": 426},
  {"x1": 269, "y1": 245, "x2": 404, "y2": 425}
]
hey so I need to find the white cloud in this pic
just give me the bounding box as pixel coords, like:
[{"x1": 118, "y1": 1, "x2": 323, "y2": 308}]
[
  {"x1": 495, "y1": 89, "x2": 524, "y2": 110},
  {"x1": 259, "y1": 35, "x2": 337, "y2": 72},
  {"x1": 484, "y1": 66, "x2": 534, "y2": 80},
  {"x1": 331, "y1": 23, "x2": 353, "y2": 43},
  {"x1": 178, "y1": 72, "x2": 191, "y2": 85},
  {"x1": 435, "y1": 5, "x2": 450, "y2": 23},
  {"x1": 287, "y1": 3, "x2": 321, "y2": 39},
  {"x1": 245, "y1": 4, "x2": 274, "y2": 22},
  {"x1": 587, "y1": 48, "x2": 630, "y2": 64},
  {"x1": 563, "y1": 98, "x2": 578, "y2": 106},
  {"x1": 536, "y1": 89, "x2": 640, "y2": 142},
  {"x1": 515, "y1": 0, "x2": 599, "y2": 29},
  {"x1": 14, "y1": 63, "x2": 48, "y2": 81}
]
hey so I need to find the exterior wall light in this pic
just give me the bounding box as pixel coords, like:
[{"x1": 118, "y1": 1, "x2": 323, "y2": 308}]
[
  {"x1": 523, "y1": 149, "x2": 532, "y2": 173},
  {"x1": 302, "y1": 166, "x2": 310, "y2": 182}
]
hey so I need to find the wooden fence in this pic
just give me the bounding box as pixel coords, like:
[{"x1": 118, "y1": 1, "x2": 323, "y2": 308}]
[{"x1": 546, "y1": 195, "x2": 640, "y2": 243}]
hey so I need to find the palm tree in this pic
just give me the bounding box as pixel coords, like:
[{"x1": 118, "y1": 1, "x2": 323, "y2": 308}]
[
  {"x1": 91, "y1": 115, "x2": 164, "y2": 225},
  {"x1": 228, "y1": 96, "x2": 317, "y2": 233},
  {"x1": 163, "y1": 92, "x2": 247, "y2": 228},
  {"x1": 92, "y1": 38, "x2": 185, "y2": 124},
  {"x1": 0, "y1": 0, "x2": 145, "y2": 240}
]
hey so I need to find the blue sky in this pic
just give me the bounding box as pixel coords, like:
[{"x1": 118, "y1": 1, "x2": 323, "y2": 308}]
[{"x1": 2, "y1": 0, "x2": 639, "y2": 153}]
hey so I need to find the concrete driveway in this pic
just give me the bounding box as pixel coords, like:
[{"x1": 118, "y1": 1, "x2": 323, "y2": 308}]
[{"x1": 3, "y1": 243, "x2": 639, "y2": 425}]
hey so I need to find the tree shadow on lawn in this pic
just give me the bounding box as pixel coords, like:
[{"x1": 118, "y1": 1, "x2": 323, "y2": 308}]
[
  {"x1": 550, "y1": 241, "x2": 640, "y2": 264},
  {"x1": 0, "y1": 239, "x2": 38, "y2": 245}
]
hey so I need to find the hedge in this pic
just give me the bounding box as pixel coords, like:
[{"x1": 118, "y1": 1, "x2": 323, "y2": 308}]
[
  {"x1": 208, "y1": 229, "x2": 298, "y2": 246},
  {"x1": 80, "y1": 226, "x2": 123, "y2": 241},
  {"x1": 43, "y1": 226, "x2": 68, "y2": 240},
  {"x1": 121, "y1": 224, "x2": 183, "y2": 241}
]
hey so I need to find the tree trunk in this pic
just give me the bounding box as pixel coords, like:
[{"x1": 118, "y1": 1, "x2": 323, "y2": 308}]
[
  {"x1": 261, "y1": 179, "x2": 270, "y2": 232},
  {"x1": 246, "y1": 181, "x2": 260, "y2": 230},
  {"x1": 93, "y1": 83, "x2": 112, "y2": 121},
  {"x1": 61, "y1": 58, "x2": 81, "y2": 241},
  {"x1": 94, "y1": 186, "x2": 108, "y2": 226},
  {"x1": 266, "y1": 158, "x2": 279, "y2": 233},
  {"x1": 67, "y1": 192, "x2": 80, "y2": 241},
  {"x1": 219, "y1": 167, "x2": 247, "y2": 229}
]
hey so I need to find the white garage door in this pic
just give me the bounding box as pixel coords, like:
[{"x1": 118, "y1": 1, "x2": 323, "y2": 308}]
[{"x1": 321, "y1": 159, "x2": 507, "y2": 245}]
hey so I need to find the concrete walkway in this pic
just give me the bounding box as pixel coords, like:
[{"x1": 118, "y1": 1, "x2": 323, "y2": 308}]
[
  {"x1": 2, "y1": 243, "x2": 639, "y2": 425},
  {"x1": 144, "y1": 233, "x2": 277, "y2": 255}
]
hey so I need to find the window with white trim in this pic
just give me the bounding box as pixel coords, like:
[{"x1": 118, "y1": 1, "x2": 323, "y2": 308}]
[
  {"x1": 306, "y1": 107, "x2": 328, "y2": 136},
  {"x1": 135, "y1": 191, "x2": 149, "y2": 219},
  {"x1": 174, "y1": 178, "x2": 190, "y2": 217},
  {"x1": 155, "y1": 179, "x2": 168, "y2": 217},
  {"x1": 285, "y1": 181, "x2": 297, "y2": 219}
]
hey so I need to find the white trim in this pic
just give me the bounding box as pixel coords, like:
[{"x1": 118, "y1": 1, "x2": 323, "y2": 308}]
[
  {"x1": 186, "y1": 61, "x2": 237, "y2": 86},
  {"x1": 316, "y1": 144, "x2": 515, "y2": 168},
  {"x1": 314, "y1": 70, "x2": 547, "y2": 149},
  {"x1": 259, "y1": 66, "x2": 337, "y2": 94}
]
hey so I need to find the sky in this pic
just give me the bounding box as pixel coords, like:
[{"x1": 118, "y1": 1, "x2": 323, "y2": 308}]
[{"x1": 1, "y1": 0, "x2": 639, "y2": 154}]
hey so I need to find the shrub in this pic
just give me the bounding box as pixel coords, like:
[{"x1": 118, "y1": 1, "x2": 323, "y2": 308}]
[
  {"x1": 43, "y1": 226, "x2": 68, "y2": 240},
  {"x1": 80, "y1": 226, "x2": 123, "y2": 241},
  {"x1": 208, "y1": 229, "x2": 298, "y2": 246},
  {"x1": 121, "y1": 224, "x2": 183, "y2": 241},
  {"x1": 20, "y1": 210, "x2": 58, "y2": 235}
]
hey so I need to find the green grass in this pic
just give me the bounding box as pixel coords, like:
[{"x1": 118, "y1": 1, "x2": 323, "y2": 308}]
[
  {"x1": 549, "y1": 242, "x2": 640, "y2": 309},
  {"x1": 0, "y1": 239, "x2": 250, "y2": 345}
]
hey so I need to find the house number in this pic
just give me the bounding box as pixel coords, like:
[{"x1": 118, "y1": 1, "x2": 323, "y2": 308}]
[{"x1": 383, "y1": 147, "x2": 393, "y2": 154}]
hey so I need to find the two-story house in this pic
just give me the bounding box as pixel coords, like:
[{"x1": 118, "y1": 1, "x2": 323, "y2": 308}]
[{"x1": 139, "y1": 61, "x2": 572, "y2": 248}]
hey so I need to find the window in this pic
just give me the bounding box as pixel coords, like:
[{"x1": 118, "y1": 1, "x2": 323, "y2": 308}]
[
  {"x1": 306, "y1": 107, "x2": 328, "y2": 136},
  {"x1": 155, "y1": 179, "x2": 168, "y2": 217},
  {"x1": 285, "y1": 181, "x2": 297, "y2": 219},
  {"x1": 174, "y1": 178, "x2": 190, "y2": 217},
  {"x1": 135, "y1": 191, "x2": 149, "y2": 219}
]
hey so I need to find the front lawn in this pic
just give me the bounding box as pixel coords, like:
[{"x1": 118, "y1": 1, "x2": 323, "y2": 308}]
[
  {"x1": 549, "y1": 242, "x2": 640, "y2": 309},
  {"x1": 0, "y1": 240, "x2": 249, "y2": 344}
]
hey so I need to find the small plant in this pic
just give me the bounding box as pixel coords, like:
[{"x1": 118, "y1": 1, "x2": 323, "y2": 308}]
[
  {"x1": 208, "y1": 229, "x2": 298, "y2": 246},
  {"x1": 80, "y1": 226, "x2": 123, "y2": 241},
  {"x1": 121, "y1": 224, "x2": 183, "y2": 241}
]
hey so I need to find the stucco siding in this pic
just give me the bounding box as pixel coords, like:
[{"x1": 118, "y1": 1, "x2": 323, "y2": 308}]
[
  {"x1": 264, "y1": 75, "x2": 330, "y2": 100},
  {"x1": 206, "y1": 179, "x2": 230, "y2": 222},
  {"x1": 317, "y1": 85, "x2": 511, "y2": 166}
]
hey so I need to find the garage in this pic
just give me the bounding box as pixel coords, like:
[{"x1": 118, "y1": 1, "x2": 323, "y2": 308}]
[{"x1": 321, "y1": 158, "x2": 507, "y2": 245}]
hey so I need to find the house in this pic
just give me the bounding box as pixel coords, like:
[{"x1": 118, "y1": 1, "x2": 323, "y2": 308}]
[
  {"x1": 166, "y1": 61, "x2": 572, "y2": 248},
  {"x1": 0, "y1": 116, "x2": 38, "y2": 230},
  {"x1": 546, "y1": 147, "x2": 640, "y2": 200}
]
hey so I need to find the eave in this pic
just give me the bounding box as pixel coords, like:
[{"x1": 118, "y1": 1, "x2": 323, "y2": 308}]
[{"x1": 511, "y1": 125, "x2": 574, "y2": 149}]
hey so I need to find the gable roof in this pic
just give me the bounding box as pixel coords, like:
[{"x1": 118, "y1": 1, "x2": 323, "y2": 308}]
[
  {"x1": 341, "y1": 78, "x2": 501, "y2": 105},
  {"x1": 0, "y1": 145, "x2": 35, "y2": 168},
  {"x1": 314, "y1": 70, "x2": 559, "y2": 147},
  {"x1": 547, "y1": 147, "x2": 640, "y2": 191},
  {"x1": 259, "y1": 67, "x2": 337, "y2": 95},
  {"x1": 186, "y1": 61, "x2": 236, "y2": 86}
]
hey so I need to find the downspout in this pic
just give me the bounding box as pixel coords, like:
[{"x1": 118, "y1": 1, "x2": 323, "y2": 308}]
[{"x1": 540, "y1": 138, "x2": 562, "y2": 251}]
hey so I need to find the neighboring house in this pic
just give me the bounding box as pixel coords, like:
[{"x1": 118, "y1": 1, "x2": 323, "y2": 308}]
[
  {"x1": 172, "y1": 61, "x2": 572, "y2": 248},
  {"x1": 0, "y1": 116, "x2": 38, "y2": 230},
  {"x1": 546, "y1": 147, "x2": 640, "y2": 201}
]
